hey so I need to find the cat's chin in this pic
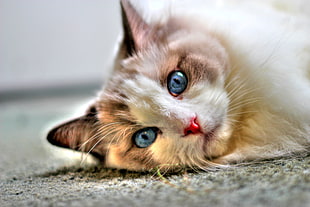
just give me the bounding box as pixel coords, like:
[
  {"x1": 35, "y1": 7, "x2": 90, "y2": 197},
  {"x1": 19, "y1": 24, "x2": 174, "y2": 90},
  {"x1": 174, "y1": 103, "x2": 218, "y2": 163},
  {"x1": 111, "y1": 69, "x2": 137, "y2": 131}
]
[
  {"x1": 200, "y1": 123, "x2": 233, "y2": 159},
  {"x1": 182, "y1": 125, "x2": 219, "y2": 145}
]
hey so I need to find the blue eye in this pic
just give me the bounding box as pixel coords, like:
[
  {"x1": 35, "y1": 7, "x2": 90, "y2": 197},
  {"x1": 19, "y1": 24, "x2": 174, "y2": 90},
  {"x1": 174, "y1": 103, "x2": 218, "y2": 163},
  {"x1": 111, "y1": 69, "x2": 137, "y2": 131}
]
[
  {"x1": 167, "y1": 71, "x2": 188, "y2": 96},
  {"x1": 133, "y1": 127, "x2": 158, "y2": 148}
]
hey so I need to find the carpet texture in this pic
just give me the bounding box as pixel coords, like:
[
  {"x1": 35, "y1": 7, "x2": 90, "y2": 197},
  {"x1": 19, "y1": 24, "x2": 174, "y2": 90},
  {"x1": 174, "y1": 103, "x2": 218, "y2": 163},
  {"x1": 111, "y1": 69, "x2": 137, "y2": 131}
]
[{"x1": 1, "y1": 95, "x2": 309, "y2": 207}]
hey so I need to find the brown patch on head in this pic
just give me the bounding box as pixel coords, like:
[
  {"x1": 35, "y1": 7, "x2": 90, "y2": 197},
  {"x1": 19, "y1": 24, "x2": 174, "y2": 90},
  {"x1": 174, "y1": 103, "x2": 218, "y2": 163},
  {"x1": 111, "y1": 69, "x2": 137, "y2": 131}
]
[
  {"x1": 136, "y1": 47, "x2": 228, "y2": 100},
  {"x1": 156, "y1": 52, "x2": 224, "y2": 90},
  {"x1": 178, "y1": 54, "x2": 222, "y2": 84}
]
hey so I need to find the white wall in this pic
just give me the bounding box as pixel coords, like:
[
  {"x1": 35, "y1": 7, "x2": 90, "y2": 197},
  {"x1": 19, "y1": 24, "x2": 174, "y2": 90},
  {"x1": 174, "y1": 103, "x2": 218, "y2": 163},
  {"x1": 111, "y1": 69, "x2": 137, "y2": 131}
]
[{"x1": 0, "y1": 0, "x2": 121, "y2": 92}]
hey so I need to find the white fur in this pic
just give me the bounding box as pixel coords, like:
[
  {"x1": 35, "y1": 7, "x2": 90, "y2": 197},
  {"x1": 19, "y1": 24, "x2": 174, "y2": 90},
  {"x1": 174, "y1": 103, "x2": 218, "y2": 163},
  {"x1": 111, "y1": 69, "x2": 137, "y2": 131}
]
[
  {"x1": 137, "y1": 0, "x2": 308, "y2": 163},
  {"x1": 179, "y1": 0, "x2": 310, "y2": 162},
  {"x1": 104, "y1": 0, "x2": 310, "y2": 170}
]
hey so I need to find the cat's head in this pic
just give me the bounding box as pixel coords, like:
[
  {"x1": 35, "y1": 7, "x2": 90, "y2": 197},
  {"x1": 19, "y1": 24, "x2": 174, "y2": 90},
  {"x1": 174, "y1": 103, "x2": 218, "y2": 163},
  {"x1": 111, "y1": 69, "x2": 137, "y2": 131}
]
[{"x1": 47, "y1": 0, "x2": 233, "y2": 171}]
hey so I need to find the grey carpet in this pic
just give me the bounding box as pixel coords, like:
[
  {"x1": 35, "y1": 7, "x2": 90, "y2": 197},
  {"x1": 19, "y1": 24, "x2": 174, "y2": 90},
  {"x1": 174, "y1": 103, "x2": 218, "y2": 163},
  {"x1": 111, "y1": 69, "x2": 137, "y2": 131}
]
[{"x1": 1, "y1": 94, "x2": 309, "y2": 207}]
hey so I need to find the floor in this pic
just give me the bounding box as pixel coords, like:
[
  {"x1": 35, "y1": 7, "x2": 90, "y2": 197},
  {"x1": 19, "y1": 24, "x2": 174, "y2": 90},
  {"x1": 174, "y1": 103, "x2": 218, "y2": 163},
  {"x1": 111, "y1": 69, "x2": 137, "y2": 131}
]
[{"x1": 1, "y1": 92, "x2": 310, "y2": 207}]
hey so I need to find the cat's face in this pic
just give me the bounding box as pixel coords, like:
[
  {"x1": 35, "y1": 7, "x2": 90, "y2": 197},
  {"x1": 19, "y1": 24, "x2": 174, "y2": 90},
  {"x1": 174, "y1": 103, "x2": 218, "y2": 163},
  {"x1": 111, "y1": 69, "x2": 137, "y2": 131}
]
[{"x1": 47, "y1": 0, "x2": 234, "y2": 171}]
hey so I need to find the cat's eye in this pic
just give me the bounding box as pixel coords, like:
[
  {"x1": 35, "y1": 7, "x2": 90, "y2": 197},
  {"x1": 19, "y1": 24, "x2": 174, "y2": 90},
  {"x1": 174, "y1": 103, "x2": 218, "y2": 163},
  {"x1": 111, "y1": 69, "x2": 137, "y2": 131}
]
[
  {"x1": 133, "y1": 127, "x2": 158, "y2": 148},
  {"x1": 167, "y1": 71, "x2": 188, "y2": 96}
]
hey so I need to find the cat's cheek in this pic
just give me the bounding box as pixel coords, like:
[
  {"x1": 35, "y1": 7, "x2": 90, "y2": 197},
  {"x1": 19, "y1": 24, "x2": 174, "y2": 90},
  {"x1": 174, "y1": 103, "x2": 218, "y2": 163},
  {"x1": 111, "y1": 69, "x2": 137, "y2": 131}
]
[
  {"x1": 149, "y1": 134, "x2": 201, "y2": 166},
  {"x1": 203, "y1": 123, "x2": 235, "y2": 158},
  {"x1": 104, "y1": 146, "x2": 138, "y2": 170},
  {"x1": 104, "y1": 147, "x2": 123, "y2": 169},
  {"x1": 144, "y1": 138, "x2": 181, "y2": 169},
  {"x1": 204, "y1": 140, "x2": 230, "y2": 158},
  {"x1": 104, "y1": 146, "x2": 157, "y2": 171}
]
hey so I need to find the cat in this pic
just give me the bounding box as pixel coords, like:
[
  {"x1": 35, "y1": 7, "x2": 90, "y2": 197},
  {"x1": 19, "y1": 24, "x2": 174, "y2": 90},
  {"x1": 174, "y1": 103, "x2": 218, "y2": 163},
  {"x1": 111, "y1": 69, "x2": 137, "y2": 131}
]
[{"x1": 47, "y1": 0, "x2": 310, "y2": 171}]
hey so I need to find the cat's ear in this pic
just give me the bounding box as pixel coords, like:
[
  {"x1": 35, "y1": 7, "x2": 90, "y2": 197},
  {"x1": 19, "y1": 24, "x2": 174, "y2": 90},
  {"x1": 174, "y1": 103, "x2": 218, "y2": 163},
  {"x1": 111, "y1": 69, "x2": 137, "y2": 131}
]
[
  {"x1": 121, "y1": 0, "x2": 155, "y2": 55},
  {"x1": 47, "y1": 106, "x2": 102, "y2": 157}
]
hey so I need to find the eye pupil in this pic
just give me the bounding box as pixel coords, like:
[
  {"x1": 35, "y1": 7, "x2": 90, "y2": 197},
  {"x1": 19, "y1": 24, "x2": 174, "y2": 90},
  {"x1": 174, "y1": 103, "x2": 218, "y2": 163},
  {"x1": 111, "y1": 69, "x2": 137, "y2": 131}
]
[
  {"x1": 167, "y1": 71, "x2": 188, "y2": 96},
  {"x1": 133, "y1": 127, "x2": 158, "y2": 148},
  {"x1": 174, "y1": 78, "x2": 181, "y2": 84},
  {"x1": 141, "y1": 134, "x2": 148, "y2": 140}
]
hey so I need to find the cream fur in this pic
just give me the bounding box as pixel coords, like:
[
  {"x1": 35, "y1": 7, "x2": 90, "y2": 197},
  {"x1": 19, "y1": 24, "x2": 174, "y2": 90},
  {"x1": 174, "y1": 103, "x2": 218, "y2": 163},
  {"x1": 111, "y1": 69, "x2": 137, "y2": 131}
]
[{"x1": 114, "y1": 0, "x2": 310, "y2": 168}]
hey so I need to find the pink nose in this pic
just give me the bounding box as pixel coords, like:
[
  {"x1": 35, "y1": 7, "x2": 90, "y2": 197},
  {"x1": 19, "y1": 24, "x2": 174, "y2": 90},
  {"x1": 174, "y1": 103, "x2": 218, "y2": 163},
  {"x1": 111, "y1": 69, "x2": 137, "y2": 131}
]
[{"x1": 184, "y1": 118, "x2": 201, "y2": 136}]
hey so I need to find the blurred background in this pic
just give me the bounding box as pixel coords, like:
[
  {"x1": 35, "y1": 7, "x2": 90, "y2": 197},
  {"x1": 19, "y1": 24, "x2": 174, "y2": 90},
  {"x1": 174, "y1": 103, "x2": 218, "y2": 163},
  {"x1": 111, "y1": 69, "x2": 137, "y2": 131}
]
[
  {"x1": 0, "y1": 0, "x2": 121, "y2": 176},
  {"x1": 0, "y1": 0, "x2": 120, "y2": 100}
]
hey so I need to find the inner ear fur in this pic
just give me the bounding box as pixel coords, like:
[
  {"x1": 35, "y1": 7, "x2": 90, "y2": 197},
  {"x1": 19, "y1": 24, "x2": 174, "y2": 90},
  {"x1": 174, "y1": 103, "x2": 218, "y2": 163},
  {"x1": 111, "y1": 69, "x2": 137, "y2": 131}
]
[
  {"x1": 120, "y1": 0, "x2": 157, "y2": 56},
  {"x1": 47, "y1": 106, "x2": 101, "y2": 157}
]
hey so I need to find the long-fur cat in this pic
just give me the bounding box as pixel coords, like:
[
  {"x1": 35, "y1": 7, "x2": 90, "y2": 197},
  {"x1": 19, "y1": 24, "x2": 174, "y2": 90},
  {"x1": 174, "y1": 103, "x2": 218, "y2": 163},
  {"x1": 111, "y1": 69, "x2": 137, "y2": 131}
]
[{"x1": 47, "y1": 0, "x2": 310, "y2": 171}]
